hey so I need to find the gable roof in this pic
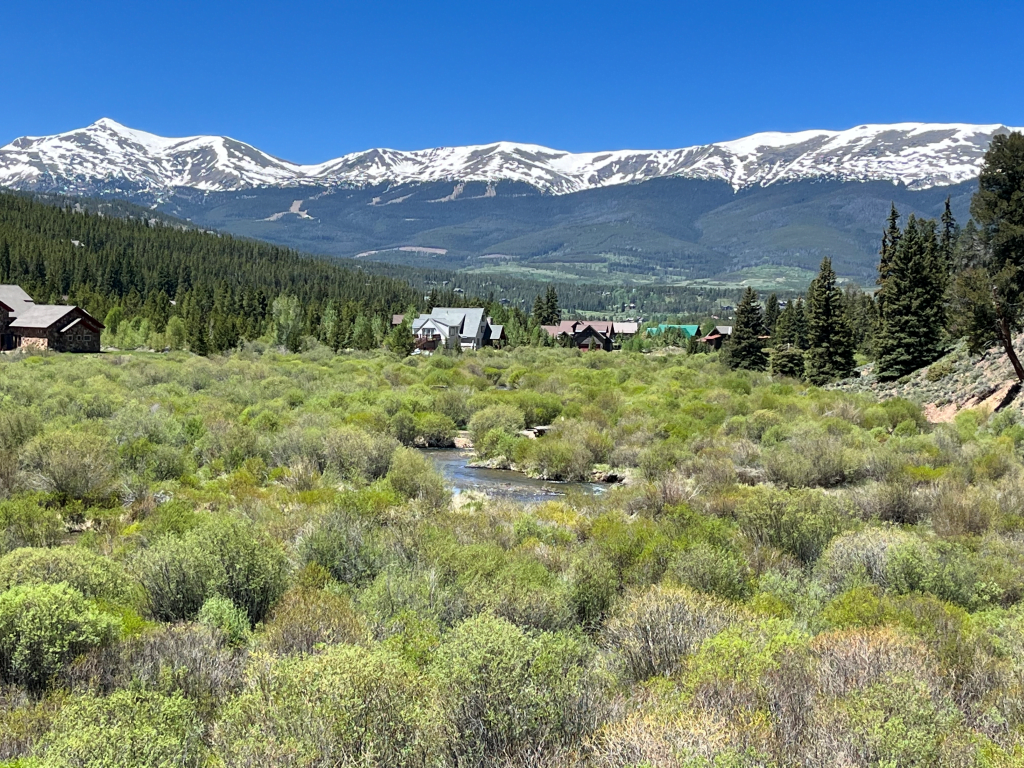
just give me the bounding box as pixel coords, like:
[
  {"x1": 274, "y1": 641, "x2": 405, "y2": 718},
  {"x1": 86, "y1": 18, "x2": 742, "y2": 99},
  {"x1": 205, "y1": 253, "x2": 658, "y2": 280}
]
[
  {"x1": 9, "y1": 305, "x2": 79, "y2": 330},
  {"x1": 427, "y1": 307, "x2": 486, "y2": 340},
  {"x1": 0, "y1": 285, "x2": 34, "y2": 313},
  {"x1": 646, "y1": 324, "x2": 701, "y2": 338}
]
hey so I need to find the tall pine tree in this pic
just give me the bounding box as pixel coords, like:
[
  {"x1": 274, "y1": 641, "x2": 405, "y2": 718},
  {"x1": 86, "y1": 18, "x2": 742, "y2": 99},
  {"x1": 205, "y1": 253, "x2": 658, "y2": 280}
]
[
  {"x1": 725, "y1": 287, "x2": 767, "y2": 370},
  {"x1": 804, "y1": 258, "x2": 856, "y2": 385},
  {"x1": 763, "y1": 292, "x2": 781, "y2": 334},
  {"x1": 874, "y1": 214, "x2": 948, "y2": 380},
  {"x1": 950, "y1": 132, "x2": 1024, "y2": 381}
]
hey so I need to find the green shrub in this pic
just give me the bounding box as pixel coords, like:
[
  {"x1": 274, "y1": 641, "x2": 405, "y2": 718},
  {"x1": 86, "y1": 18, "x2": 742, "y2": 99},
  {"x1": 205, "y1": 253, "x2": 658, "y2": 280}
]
[
  {"x1": 386, "y1": 447, "x2": 451, "y2": 510},
  {"x1": 737, "y1": 487, "x2": 850, "y2": 564},
  {"x1": 522, "y1": 438, "x2": 594, "y2": 481},
  {"x1": 568, "y1": 552, "x2": 618, "y2": 630},
  {"x1": 432, "y1": 614, "x2": 605, "y2": 761},
  {"x1": 601, "y1": 585, "x2": 737, "y2": 680},
  {"x1": 299, "y1": 507, "x2": 387, "y2": 586},
  {"x1": 261, "y1": 588, "x2": 368, "y2": 655},
  {"x1": 415, "y1": 412, "x2": 457, "y2": 447},
  {"x1": 389, "y1": 410, "x2": 417, "y2": 445},
  {"x1": 198, "y1": 516, "x2": 289, "y2": 624},
  {"x1": 765, "y1": 434, "x2": 854, "y2": 488},
  {"x1": 197, "y1": 596, "x2": 252, "y2": 647},
  {"x1": 37, "y1": 690, "x2": 206, "y2": 768},
  {"x1": 133, "y1": 535, "x2": 224, "y2": 622},
  {"x1": 20, "y1": 431, "x2": 116, "y2": 501},
  {"x1": 323, "y1": 428, "x2": 398, "y2": 481},
  {"x1": 468, "y1": 405, "x2": 524, "y2": 453},
  {"x1": 214, "y1": 645, "x2": 445, "y2": 767},
  {"x1": 812, "y1": 675, "x2": 960, "y2": 767},
  {"x1": 0, "y1": 583, "x2": 117, "y2": 692},
  {"x1": 669, "y1": 543, "x2": 751, "y2": 600},
  {"x1": 0, "y1": 547, "x2": 132, "y2": 603},
  {"x1": 0, "y1": 497, "x2": 62, "y2": 554}
]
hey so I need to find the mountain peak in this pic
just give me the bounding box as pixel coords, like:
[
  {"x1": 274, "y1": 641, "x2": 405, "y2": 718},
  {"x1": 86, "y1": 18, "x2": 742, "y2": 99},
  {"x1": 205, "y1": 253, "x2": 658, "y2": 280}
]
[{"x1": 1, "y1": 121, "x2": 1021, "y2": 196}]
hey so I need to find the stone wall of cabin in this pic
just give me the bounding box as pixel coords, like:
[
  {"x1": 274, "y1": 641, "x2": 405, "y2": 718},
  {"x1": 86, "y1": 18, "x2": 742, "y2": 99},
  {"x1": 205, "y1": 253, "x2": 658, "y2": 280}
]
[{"x1": 50, "y1": 327, "x2": 101, "y2": 352}]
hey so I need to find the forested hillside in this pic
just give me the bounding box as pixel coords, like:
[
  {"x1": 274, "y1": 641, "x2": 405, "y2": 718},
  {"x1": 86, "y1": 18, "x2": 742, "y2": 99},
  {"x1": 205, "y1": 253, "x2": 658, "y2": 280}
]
[{"x1": 0, "y1": 192, "x2": 418, "y2": 351}]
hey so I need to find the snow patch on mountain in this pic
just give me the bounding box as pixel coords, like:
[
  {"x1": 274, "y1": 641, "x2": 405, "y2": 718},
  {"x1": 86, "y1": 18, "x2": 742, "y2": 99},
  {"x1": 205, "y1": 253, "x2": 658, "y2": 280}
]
[{"x1": 1, "y1": 119, "x2": 1020, "y2": 197}]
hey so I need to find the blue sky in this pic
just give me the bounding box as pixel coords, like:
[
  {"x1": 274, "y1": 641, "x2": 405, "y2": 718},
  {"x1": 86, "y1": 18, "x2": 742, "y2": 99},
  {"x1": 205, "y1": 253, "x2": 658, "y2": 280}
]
[{"x1": 3, "y1": 0, "x2": 1022, "y2": 162}]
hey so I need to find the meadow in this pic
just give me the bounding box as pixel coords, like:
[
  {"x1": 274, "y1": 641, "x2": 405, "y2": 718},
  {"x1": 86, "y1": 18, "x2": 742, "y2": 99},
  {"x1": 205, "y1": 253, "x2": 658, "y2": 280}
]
[{"x1": 1, "y1": 344, "x2": 1024, "y2": 766}]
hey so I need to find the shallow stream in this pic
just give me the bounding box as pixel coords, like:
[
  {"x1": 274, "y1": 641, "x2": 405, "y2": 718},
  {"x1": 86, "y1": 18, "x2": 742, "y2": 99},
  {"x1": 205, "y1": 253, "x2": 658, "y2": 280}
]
[{"x1": 422, "y1": 449, "x2": 605, "y2": 504}]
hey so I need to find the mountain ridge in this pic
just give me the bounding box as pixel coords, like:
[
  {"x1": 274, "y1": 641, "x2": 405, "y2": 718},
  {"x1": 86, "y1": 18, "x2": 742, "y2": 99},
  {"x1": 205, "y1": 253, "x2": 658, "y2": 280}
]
[{"x1": 1, "y1": 119, "x2": 1020, "y2": 197}]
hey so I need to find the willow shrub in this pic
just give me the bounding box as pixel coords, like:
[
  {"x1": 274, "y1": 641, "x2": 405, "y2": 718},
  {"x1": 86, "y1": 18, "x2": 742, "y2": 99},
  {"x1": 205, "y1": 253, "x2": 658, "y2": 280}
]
[
  {"x1": 214, "y1": 645, "x2": 446, "y2": 767},
  {"x1": 432, "y1": 613, "x2": 606, "y2": 763},
  {"x1": 0, "y1": 547, "x2": 132, "y2": 603},
  {"x1": 601, "y1": 585, "x2": 738, "y2": 681},
  {"x1": 36, "y1": 690, "x2": 206, "y2": 768},
  {"x1": 0, "y1": 583, "x2": 118, "y2": 692}
]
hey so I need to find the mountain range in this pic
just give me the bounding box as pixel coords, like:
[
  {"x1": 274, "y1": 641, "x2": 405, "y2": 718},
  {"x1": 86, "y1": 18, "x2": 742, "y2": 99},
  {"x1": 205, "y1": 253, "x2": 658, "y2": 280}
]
[{"x1": 1, "y1": 119, "x2": 1019, "y2": 286}]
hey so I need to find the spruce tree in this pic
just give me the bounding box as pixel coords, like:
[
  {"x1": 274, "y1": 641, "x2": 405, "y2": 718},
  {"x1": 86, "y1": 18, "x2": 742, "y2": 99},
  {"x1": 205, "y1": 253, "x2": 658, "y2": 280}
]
[
  {"x1": 940, "y1": 196, "x2": 959, "y2": 270},
  {"x1": 954, "y1": 132, "x2": 1024, "y2": 381},
  {"x1": 804, "y1": 258, "x2": 856, "y2": 384},
  {"x1": 725, "y1": 287, "x2": 767, "y2": 370},
  {"x1": 793, "y1": 298, "x2": 808, "y2": 349},
  {"x1": 877, "y1": 204, "x2": 901, "y2": 316},
  {"x1": 351, "y1": 315, "x2": 376, "y2": 351},
  {"x1": 874, "y1": 215, "x2": 948, "y2": 380},
  {"x1": 763, "y1": 292, "x2": 781, "y2": 334},
  {"x1": 545, "y1": 285, "x2": 561, "y2": 324},
  {"x1": 385, "y1": 319, "x2": 415, "y2": 356}
]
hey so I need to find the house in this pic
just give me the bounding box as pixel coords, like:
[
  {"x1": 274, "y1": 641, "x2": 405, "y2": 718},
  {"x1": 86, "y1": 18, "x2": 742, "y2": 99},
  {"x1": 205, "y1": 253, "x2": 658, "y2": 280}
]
[
  {"x1": 646, "y1": 324, "x2": 701, "y2": 339},
  {"x1": 699, "y1": 325, "x2": 733, "y2": 351},
  {"x1": 410, "y1": 307, "x2": 500, "y2": 351},
  {"x1": 541, "y1": 320, "x2": 614, "y2": 351},
  {"x1": 0, "y1": 286, "x2": 104, "y2": 353}
]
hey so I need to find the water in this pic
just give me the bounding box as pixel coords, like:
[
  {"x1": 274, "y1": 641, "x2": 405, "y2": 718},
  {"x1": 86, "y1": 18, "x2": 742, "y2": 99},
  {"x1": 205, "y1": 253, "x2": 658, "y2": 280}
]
[{"x1": 423, "y1": 449, "x2": 605, "y2": 504}]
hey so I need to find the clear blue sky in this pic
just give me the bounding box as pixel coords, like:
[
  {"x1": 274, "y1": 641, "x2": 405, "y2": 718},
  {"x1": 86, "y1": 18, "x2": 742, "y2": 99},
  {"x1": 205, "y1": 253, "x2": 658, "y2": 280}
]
[{"x1": 3, "y1": 0, "x2": 1021, "y2": 163}]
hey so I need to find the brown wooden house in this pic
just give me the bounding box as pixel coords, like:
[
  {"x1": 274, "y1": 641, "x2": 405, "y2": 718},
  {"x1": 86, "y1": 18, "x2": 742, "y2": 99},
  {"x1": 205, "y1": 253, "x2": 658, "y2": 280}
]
[{"x1": 0, "y1": 286, "x2": 104, "y2": 353}]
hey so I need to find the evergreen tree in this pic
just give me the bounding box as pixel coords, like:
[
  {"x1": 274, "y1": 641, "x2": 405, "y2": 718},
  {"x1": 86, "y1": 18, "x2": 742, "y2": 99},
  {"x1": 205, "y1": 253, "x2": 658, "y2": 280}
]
[
  {"x1": 877, "y1": 204, "x2": 901, "y2": 316},
  {"x1": 843, "y1": 285, "x2": 879, "y2": 356},
  {"x1": 763, "y1": 292, "x2": 781, "y2": 334},
  {"x1": 940, "y1": 196, "x2": 959, "y2": 270},
  {"x1": 725, "y1": 287, "x2": 767, "y2": 371},
  {"x1": 351, "y1": 315, "x2": 376, "y2": 351},
  {"x1": 773, "y1": 301, "x2": 799, "y2": 347},
  {"x1": 951, "y1": 132, "x2": 1024, "y2": 381},
  {"x1": 874, "y1": 215, "x2": 948, "y2": 380},
  {"x1": 384, "y1": 319, "x2": 415, "y2": 356},
  {"x1": 531, "y1": 285, "x2": 561, "y2": 325},
  {"x1": 804, "y1": 258, "x2": 856, "y2": 385}
]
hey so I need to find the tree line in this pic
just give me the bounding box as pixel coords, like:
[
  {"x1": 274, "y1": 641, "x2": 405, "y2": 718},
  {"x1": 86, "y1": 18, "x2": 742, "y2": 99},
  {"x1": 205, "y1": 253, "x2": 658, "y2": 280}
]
[{"x1": 722, "y1": 131, "x2": 1024, "y2": 384}]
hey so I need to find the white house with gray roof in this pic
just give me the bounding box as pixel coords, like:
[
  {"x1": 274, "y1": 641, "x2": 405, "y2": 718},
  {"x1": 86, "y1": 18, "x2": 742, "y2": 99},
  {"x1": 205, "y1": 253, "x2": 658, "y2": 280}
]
[{"x1": 408, "y1": 307, "x2": 497, "y2": 351}]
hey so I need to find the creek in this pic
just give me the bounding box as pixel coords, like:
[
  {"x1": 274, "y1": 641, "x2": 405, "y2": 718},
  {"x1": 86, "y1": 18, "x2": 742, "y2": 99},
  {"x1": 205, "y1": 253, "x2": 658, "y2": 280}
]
[{"x1": 422, "y1": 449, "x2": 605, "y2": 504}]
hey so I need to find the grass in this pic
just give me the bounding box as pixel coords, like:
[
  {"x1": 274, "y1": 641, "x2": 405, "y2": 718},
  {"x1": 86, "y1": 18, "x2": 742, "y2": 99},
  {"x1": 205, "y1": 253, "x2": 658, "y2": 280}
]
[{"x1": 0, "y1": 343, "x2": 1024, "y2": 766}]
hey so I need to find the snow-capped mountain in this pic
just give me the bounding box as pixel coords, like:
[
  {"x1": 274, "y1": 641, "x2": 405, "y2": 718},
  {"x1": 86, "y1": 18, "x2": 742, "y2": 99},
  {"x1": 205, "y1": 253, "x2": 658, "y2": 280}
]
[{"x1": 0, "y1": 118, "x2": 1019, "y2": 196}]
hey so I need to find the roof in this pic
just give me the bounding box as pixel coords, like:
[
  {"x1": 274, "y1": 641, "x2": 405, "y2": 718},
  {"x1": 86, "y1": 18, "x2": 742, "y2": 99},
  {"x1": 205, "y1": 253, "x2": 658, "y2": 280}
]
[
  {"x1": 646, "y1": 324, "x2": 701, "y2": 338},
  {"x1": 424, "y1": 307, "x2": 486, "y2": 340},
  {"x1": 0, "y1": 285, "x2": 34, "y2": 312},
  {"x1": 714, "y1": 325, "x2": 733, "y2": 335},
  {"x1": 614, "y1": 322, "x2": 639, "y2": 335},
  {"x1": 392, "y1": 314, "x2": 405, "y2": 326},
  {"x1": 490, "y1": 324, "x2": 505, "y2": 338},
  {"x1": 9, "y1": 304, "x2": 78, "y2": 330},
  {"x1": 412, "y1": 314, "x2": 458, "y2": 335}
]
